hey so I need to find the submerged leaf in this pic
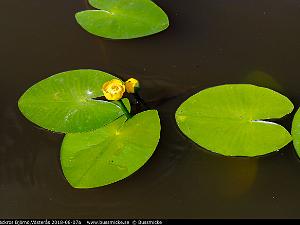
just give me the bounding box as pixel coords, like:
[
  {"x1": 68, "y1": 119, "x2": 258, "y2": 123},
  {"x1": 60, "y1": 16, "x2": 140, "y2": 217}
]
[
  {"x1": 243, "y1": 70, "x2": 283, "y2": 92},
  {"x1": 18, "y1": 69, "x2": 129, "y2": 133},
  {"x1": 61, "y1": 110, "x2": 160, "y2": 188},
  {"x1": 175, "y1": 84, "x2": 293, "y2": 157},
  {"x1": 76, "y1": 0, "x2": 169, "y2": 39}
]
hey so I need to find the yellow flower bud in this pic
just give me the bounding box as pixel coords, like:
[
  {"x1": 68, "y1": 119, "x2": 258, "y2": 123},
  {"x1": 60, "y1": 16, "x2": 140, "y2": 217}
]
[
  {"x1": 125, "y1": 78, "x2": 140, "y2": 93},
  {"x1": 102, "y1": 79, "x2": 125, "y2": 101}
]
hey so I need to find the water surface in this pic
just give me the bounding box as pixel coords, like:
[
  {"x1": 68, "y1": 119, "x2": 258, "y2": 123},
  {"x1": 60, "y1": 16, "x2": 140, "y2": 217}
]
[{"x1": 2, "y1": 0, "x2": 300, "y2": 219}]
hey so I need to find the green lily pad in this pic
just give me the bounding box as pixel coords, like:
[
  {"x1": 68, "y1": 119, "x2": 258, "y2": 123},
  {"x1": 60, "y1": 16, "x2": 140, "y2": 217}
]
[
  {"x1": 291, "y1": 108, "x2": 300, "y2": 157},
  {"x1": 18, "y1": 69, "x2": 129, "y2": 133},
  {"x1": 175, "y1": 84, "x2": 293, "y2": 157},
  {"x1": 61, "y1": 110, "x2": 160, "y2": 188},
  {"x1": 75, "y1": 0, "x2": 169, "y2": 39}
]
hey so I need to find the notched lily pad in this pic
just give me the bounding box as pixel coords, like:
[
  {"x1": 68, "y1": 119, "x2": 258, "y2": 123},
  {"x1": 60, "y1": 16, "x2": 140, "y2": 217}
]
[
  {"x1": 61, "y1": 110, "x2": 161, "y2": 188},
  {"x1": 175, "y1": 84, "x2": 293, "y2": 157},
  {"x1": 75, "y1": 0, "x2": 169, "y2": 39},
  {"x1": 18, "y1": 69, "x2": 129, "y2": 133}
]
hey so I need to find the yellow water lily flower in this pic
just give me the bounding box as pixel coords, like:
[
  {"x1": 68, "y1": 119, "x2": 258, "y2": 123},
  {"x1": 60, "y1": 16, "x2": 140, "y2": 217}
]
[
  {"x1": 102, "y1": 79, "x2": 125, "y2": 101},
  {"x1": 125, "y1": 78, "x2": 140, "y2": 93}
]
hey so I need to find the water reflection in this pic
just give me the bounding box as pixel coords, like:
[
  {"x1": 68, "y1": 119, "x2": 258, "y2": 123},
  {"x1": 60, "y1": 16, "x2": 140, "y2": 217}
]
[
  {"x1": 136, "y1": 76, "x2": 196, "y2": 106},
  {"x1": 0, "y1": 105, "x2": 39, "y2": 187},
  {"x1": 214, "y1": 157, "x2": 258, "y2": 198},
  {"x1": 242, "y1": 70, "x2": 283, "y2": 92},
  {"x1": 83, "y1": 0, "x2": 91, "y2": 9}
]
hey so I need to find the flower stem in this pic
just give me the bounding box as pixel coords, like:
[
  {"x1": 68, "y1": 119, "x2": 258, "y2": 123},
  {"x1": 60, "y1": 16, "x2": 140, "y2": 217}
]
[
  {"x1": 118, "y1": 100, "x2": 132, "y2": 119},
  {"x1": 133, "y1": 92, "x2": 149, "y2": 109}
]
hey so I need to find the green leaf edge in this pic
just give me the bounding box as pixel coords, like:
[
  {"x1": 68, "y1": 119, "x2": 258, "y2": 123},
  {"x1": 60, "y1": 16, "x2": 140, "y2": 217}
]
[{"x1": 291, "y1": 108, "x2": 300, "y2": 157}]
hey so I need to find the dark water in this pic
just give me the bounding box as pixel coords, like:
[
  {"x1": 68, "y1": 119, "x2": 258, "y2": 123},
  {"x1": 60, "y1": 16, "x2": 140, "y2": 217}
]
[{"x1": 2, "y1": 0, "x2": 300, "y2": 219}]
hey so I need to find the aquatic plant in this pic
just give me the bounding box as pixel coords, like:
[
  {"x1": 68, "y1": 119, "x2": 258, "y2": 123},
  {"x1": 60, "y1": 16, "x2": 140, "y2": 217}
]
[
  {"x1": 17, "y1": 0, "x2": 300, "y2": 189},
  {"x1": 76, "y1": 0, "x2": 169, "y2": 39},
  {"x1": 176, "y1": 84, "x2": 294, "y2": 156},
  {"x1": 18, "y1": 70, "x2": 161, "y2": 188},
  {"x1": 18, "y1": 0, "x2": 169, "y2": 188},
  {"x1": 292, "y1": 109, "x2": 300, "y2": 158}
]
